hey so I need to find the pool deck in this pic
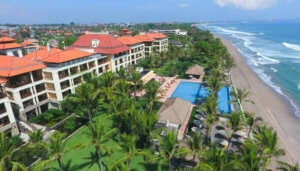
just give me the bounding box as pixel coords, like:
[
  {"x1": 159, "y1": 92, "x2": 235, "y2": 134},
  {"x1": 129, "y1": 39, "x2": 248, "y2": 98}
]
[{"x1": 159, "y1": 78, "x2": 202, "y2": 102}]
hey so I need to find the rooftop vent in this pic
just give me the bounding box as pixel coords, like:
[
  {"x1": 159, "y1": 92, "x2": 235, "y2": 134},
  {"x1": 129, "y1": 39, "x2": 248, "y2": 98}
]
[{"x1": 91, "y1": 39, "x2": 100, "y2": 48}]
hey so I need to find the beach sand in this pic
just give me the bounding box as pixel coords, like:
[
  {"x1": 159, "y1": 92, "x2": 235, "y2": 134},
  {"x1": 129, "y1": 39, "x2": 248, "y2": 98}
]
[{"x1": 218, "y1": 36, "x2": 300, "y2": 163}]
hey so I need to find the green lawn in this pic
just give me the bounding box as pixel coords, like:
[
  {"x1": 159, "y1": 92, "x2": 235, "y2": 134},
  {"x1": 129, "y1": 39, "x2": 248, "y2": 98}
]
[{"x1": 46, "y1": 115, "x2": 166, "y2": 171}]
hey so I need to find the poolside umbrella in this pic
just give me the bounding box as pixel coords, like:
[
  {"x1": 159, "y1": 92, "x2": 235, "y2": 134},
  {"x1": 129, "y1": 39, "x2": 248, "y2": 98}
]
[
  {"x1": 217, "y1": 139, "x2": 229, "y2": 147},
  {"x1": 235, "y1": 130, "x2": 247, "y2": 138},
  {"x1": 194, "y1": 114, "x2": 205, "y2": 121},
  {"x1": 215, "y1": 130, "x2": 227, "y2": 138},
  {"x1": 216, "y1": 125, "x2": 226, "y2": 130},
  {"x1": 191, "y1": 127, "x2": 201, "y2": 133}
]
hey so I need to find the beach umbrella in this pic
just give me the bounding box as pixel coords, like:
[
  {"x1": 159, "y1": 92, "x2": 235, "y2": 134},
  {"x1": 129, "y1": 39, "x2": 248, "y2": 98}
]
[
  {"x1": 215, "y1": 130, "x2": 228, "y2": 138},
  {"x1": 235, "y1": 130, "x2": 247, "y2": 138},
  {"x1": 216, "y1": 125, "x2": 226, "y2": 130},
  {"x1": 217, "y1": 139, "x2": 229, "y2": 147}
]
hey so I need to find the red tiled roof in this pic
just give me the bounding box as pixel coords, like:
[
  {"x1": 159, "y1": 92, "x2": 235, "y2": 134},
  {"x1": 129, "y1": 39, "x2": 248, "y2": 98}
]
[
  {"x1": 133, "y1": 35, "x2": 155, "y2": 42},
  {"x1": 0, "y1": 77, "x2": 7, "y2": 84},
  {"x1": 117, "y1": 36, "x2": 143, "y2": 46},
  {"x1": 146, "y1": 33, "x2": 167, "y2": 39},
  {"x1": 24, "y1": 48, "x2": 62, "y2": 61},
  {"x1": 72, "y1": 34, "x2": 129, "y2": 55},
  {"x1": 22, "y1": 40, "x2": 33, "y2": 46},
  {"x1": 42, "y1": 49, "x2": 92, "y2": 63},
  {"x1": 0, "y1": 43, "x2": 23, "y2": 50},
  {"x1": 0, "y1": 55, "x2": 46, "y2": 77},
  {"x1": 0, "y1": 37, "x2": 16, "y2": 43}
]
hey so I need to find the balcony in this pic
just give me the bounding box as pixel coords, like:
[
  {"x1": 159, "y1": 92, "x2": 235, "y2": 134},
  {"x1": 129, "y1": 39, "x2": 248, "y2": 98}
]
[
  {"x1": 38, "y1": 93, "x2": 48, "y2": 102},
  {"x1": 73, "y1": 77, "x2": 82, "y2": 85},
  {"x1": 48, "y1": 93, "x2": 57, "y2": 100},
  {"x1": 20, "y1": 88, "x2": 32, "y2": 99},
  {"x1": 0, "y1": 103, "x2": 6, "y2": 114},
  {"x1": 70, "y1": 66, "x2": 79, "y2": 75},
  {"x1": 88, "y1": 61, "x2": 95, "y2": 69},
  {"x1": 23, "y1": 99, "x2": 34, "y2": 109},
  {"x1": 62, "y1": 90, "x2": 71, "y2": 99},
  {"x1": 6, "y1": 74, "x2": 32, "y2": 88},
  {"x1": 46, "y1": 83, "x2": 55, "y2": 91},
  {"x1": 44, "y1": 72, "x2": 53, "y2": 80},
  {"x1": 98, "y1": 58, "x2": 109, "y2": 65},
  {"x1": 80, "y1": 64, "x2": 88, "y2": 72},
  {"x1": 32, "y1": 70, "x2": 43, "y2": 82},
  {"x1": 36, "y1": 83, "x2": 46, "y2": 93},
  {"x1": 58, "y1": 70, "x2": 69, "y2": 79},
  {"x1": 0, "y1": 116, "x2": 10, "y2": 129},
  {"x1": 60, "y1": 80, "x2": 70, "y2": 90}
]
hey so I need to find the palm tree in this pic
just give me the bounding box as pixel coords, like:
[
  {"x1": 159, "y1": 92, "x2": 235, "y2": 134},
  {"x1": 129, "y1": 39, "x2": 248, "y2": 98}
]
[
  {"x1": 187, "y1": 132, "x2": 203, "y2": 162},
  {"x1": 200, "y1": 96, "x2": 218, "y2": 116},
  {"x1": 240, "y1": 142, "x2": 266, "y2": 171},
  {"x1": 144, "y1": 80, "x2": 161, "y2": 114},
  {"x1": 195, "y1": 144, "x2": 243, "y2": 171},
  {"x1": 110, "y1": 134, "x2": 149, "y2": 171},
  {"x1": 45, "y1": 132, "x2": 72, "y2": 171},
  {"x1": 245, "y1": 112, "x2": 262, "y2": 137},
  {"x1": 86, "y1": 117, "x2": 118, "y2": 171},
  {"x1": 226, "y1": 111, "x2": 244, "y2": 149},
  {"x1": 158, "y1": 130, "x2": 188, "y2": 171},
  {"x1": 28, "y1": 129, "x2": 45, "y2": 158},
  {"x1": 68, "y1": 83, "x2": 101, "y2": 122},
  {"x1": 114, "y1": 79, "x2": 131, "y2": 96},
  {"x1": 207, "y1": 76, "x2": 222, "y2": 97},
  {"x1": 277, "y1": 161, "x2": 300, "y2": 171},
  {"x1": 235, "y1": 88, "x2": 254, "y2": 105},
  {"x1": 254, "y1": 125, "x2": 285, "y2": 162},
  {"x1": 100, "y1": 72, "x2": 116, "y2": 88},
  {"x1": 0, "y1": 132, "x2": 17, "y2": 171},
  {"x1": 128, "y1": 69, "x2": 144, "y2": 101}
]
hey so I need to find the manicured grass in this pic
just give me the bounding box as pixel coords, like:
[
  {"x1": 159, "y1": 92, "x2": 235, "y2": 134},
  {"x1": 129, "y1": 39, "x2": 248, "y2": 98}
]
[{"x1": 46, "y1": 115, "x2": 167, "y2": 171}]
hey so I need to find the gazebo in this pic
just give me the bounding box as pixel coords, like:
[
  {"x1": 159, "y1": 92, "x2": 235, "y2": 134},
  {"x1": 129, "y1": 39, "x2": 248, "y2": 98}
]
[{"x1": 185, "y1": 64, "x2": 205, "y2": 81}]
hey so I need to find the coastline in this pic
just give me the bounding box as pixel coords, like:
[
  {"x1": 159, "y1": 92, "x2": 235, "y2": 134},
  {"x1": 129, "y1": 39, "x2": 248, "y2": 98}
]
[{"x1": 217, "y1": 35, "x2": 300, "y2": 163}]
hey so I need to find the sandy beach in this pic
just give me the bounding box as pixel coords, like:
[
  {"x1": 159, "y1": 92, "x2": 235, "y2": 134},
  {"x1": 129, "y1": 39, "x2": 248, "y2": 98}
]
[{"x1": 218, "y1": 36, "x2": 300, "y2": 163}]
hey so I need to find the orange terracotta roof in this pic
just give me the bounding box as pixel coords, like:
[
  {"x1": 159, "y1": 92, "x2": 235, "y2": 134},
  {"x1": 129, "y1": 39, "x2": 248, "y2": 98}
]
[
  {"x1": 64, "y1": 32, "x2": 73, "y2": 36},
  {"x1": 0, "y1": 77, "x2": 7, "y2": 84},
  {"x1": 0, "y1": 37, "x2": 16, "y2": 43},
  {"x1": 22, "y1": 40, "x2": 33, "y2": 46},
  {"x1": 133, "y1": 35, "x2": 155, "y2": 42},
  {"x1": 42, "y1": 49, "x2": 92, "y2": 63},
  {"x1": 24, "y1": 48, "x2": 62, "y2": 61},
  {"x1": 146, "y1": 33, "x2": 167, "y2": 39},
  {"x1": 0, "y1": 55, "x2": 46, "y2": 77},
  {"x1": 0, "y1": 43, "x2": 23, "y2": 50},
  {"x1": 117, "y1": 36, "x2": 143, "y2": 46}
]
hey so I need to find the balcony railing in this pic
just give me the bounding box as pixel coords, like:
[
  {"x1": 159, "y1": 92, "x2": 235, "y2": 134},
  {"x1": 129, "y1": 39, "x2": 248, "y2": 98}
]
[
  {"x1": 33, "y1": 75, "x2": 43, "y2": 82},
  {"x1": 0, "y1": 92, "x2": 6, "y2": 99},
  {"x1": 59, "y1": 73, "x2": 69, "y2": 79},
  {"x1": 6, "y1": 80, "x2": 32, "y2": 88},
  {"x1": 20, "y1": 92, "x2": 32, "y2": 99},
  {"x1": 38, "y1": 94, "x2": 48, "y2": 102},
  {"x1": 0, "y1": 107, "x2": 6, "y2": 114},
  {"x1": 36, "y1": 85, "x2": 46, "y2": 93},
  {"x1": 23, "y1": 100, "x2": 34, "y2": 109}
]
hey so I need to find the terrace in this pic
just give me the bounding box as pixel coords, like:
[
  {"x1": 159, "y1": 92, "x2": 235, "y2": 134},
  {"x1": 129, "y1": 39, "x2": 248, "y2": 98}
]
[
  {"x1": 20, "y1": 88, "x2": 32, "y2": 99},
  {"x1": 0, "y1": 103, "x2": 6, "y2": 114},
  {"x1": 23, "y1": 99, "x2": 34, "y2": 109},
  {"x1": 32, "y1": 70, "x2": 43, "y2": 81},
  {"x1": 58, "y1": 69, "x2": 69, "y2": 79},
  {"x1": 0, "y1": 116, "x2": 10, "y2": 129},
  {"x1": 35, "y1": 83, "x2": 46, "y2": 93},
  {"x1": 6, "y1": 73, "x2": 32, "y2": 88},
  {"x1": 60, "y1": 80, "x2": 70, "y2": 90}
]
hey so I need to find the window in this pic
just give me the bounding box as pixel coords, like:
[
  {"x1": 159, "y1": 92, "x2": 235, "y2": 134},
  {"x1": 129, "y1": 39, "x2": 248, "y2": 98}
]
[
  {"x1": 91, "y1": 40, "x2": 100, "y2": 48},
  {"x1": 0, "y1": 103, "x2": 6, "y2": 114}
]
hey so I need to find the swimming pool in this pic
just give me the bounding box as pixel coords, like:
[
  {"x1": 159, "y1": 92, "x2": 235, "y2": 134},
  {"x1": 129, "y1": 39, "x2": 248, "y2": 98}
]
[
  {"x1": 170, "y1": 81, "x2": 231, "y2": 114},
  {"x1": 170, "y1": 81, "x2": 207, "y2": 104},
  {"x1": 217, "y1": 86, "x2": 231, "y2": 114}
]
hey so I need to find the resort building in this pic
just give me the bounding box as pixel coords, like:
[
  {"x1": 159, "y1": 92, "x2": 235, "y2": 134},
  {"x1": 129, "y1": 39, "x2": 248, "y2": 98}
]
[
  {"x1": 185, "y1": 64, "x2": 205, "y2": 81},
  {"x1": 0, "y1": 37, "x2": 23, "y2": 57},
  {"x1": 149, "y1": 29, "x2": 188, "y2": 36},
  {"x1": 0, "y1": 55, "x2": 47, "y2": 122},
  {"x1": 71, "y1": 34, "x2": 129, "y2": 72},
  {"x1": 117, "y1": 36, "x2": 145, "y2": 65},
  {"x1": 0, "y1": 80, "x2": 19, "y2": 136},
  {"x1": 134, "y1": 33, "x2": 168, "y2": 56}
]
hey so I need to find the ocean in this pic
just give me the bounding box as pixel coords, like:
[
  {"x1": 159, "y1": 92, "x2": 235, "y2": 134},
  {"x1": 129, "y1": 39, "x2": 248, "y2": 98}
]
[{"x1": 199, "y1": 22, "x2": 300, "y2": 117}]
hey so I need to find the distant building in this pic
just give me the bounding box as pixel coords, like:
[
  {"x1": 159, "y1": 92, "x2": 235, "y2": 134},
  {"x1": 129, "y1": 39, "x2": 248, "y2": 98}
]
[
  {"x1": 0, "y1": 37, "x2": 23, "y2": 57},
  {"x1": 150, "y1": 29, "x2": 188, "y2": 36},
  {"x1": 134, "y1": 33, "x2": 168, "y2": 56},
  {"x1": 117, "y1": 36, "x2": 145, "y2": 65},
  {"x1": 119, "y1": 28, "x2": 132, "y2": 36},
  {"x1": 47, "y1": 39, "x2": 59, "y2": 48}
]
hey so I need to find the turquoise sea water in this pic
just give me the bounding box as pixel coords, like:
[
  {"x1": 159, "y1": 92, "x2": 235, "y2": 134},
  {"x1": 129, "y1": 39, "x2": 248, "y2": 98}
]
[{"x1": 200, "y1": 22, "x2": 300, "y2": 117}]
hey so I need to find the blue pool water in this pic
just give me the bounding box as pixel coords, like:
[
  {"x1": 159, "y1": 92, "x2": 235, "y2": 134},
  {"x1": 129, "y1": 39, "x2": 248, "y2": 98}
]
[
  {"x1": 170, "y1": 81, "x2": 231, "y2": 114},
  {"x1": 170, "y1": 81, "x2": 202, "y2": 104},
  {"x1": 217, "y1": 86, "x2": 231, "y2": 114}
]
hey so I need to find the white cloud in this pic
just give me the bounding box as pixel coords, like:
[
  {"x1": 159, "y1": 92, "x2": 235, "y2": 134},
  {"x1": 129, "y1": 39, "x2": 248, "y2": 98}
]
[
  {"x1": 215, "y1": 0, "x2": 276, "y2": 10},
  {"x1": 178, "y1": 3, "x2": 189, "y2": 8}
]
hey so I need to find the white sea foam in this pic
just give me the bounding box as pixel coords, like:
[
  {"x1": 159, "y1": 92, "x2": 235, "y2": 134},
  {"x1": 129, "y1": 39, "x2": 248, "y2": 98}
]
[
  {"x1": 213, "y1": 26, "x2": 255, "y2": 36},
  {"x1": 270, "y1": 67, "x2": 278, "y2": 73},
  {"x1": 298, "y1": 84, "x2": 300, "y2": 90},
  {"x1": 282, "y1": 42, "x2": 300, "y2": 52}
]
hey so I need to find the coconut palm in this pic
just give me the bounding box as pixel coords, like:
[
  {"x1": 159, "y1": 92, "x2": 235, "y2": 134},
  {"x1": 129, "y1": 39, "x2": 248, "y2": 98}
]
[
  {"x1": 240, "y1": 142, "x2": 265, "y2": 171},
  {"x1": 86, "y1": 117, "x2": 118, "y2": 171},
  {"x1": 0, "y1": 132, "x2": 18, "y2": 171},
  {"x1": 207, "y1": 76, "x2": 222, "y2": 97},
  {"x1": 277, "y1": 161, "x2": 300, "y2": 171},
  {"x1": 195, "y1": 144, "x2": 243, "y2": 171},
  {"x1": 144, "y1": 80, "x2": 161, "y2": 114},
  {"x1": 45, "y1": 132, "x2": 75, "y2": 171},
  {"x1": 226, "y1": 111, "x2": 245, "y2": 149},
  {"x1": 187, "y1": 132, "x2": 204, "y2": 162},
  {"x1": 28, "y1": 129, "x2": 45, "y2": 158},
  {"x1": 128, "y1": 68, "x2": 143, "y2": 100},
  {"x1": 100, "y1": 72, "x2": 116, "y2": 88},
  {"x1": 235, "y1": 88, "x2": 254, "y2": 105},
  {"x1": 157, "y1": 130, "x2": 189, "y2": 171},
  {"x1": 68, "y1": 83, "x2": 101, "y2": 122},
  {"x1": 245, "y1": 112, "x2": 262, "y2": 137},
  {"x1": 200, "y1": 96, "x2": 218, "y2": 116},
  {"x1": 254, "y1": 125, "x2": 285, "y2": 162},
  {"x1": 110, "y1": 134, "x2": 149, "y2": 171}
]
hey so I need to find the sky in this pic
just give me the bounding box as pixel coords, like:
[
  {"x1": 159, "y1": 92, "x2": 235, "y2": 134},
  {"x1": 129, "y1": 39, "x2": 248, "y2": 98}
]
[{"x1": 0, "y1": 0, "x2": 299, "y2": 24}]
